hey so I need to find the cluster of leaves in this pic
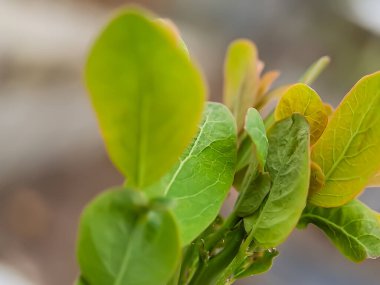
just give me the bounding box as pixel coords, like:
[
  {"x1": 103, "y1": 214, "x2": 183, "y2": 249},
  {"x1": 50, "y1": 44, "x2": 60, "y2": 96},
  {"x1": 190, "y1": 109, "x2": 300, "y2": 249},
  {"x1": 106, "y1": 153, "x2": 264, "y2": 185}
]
[{"x1": 76, "y1": 7, "x2": 380, "y2": 285}]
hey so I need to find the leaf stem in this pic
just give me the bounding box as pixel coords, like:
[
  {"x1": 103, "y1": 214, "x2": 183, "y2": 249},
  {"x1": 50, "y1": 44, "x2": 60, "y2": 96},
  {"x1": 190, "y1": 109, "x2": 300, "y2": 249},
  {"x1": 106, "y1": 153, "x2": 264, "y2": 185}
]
[
  {"x1": 204, "y1": 213, "x2": 240, "y2": 252},
  {"x1": 214, "y1": 228, "x2": 256, "y2": 285}
]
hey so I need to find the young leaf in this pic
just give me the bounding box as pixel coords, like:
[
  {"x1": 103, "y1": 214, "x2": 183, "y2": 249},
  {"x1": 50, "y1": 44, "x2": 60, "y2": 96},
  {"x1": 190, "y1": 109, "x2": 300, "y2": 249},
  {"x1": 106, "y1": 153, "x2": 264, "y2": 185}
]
[
  {"x1": 234, "y1": 249, "x2": 279, "y2": 279},
  {"x1": 299, "y1": 56, "x2": 330, "y2": 85},
  {"x1": 299, "y1": 200, "x2": 380, "y2": 262},
  {"x1": 275, "y1": 83, "x2": 328, "y2": 145},
  {"x1": 85, "y1": 8, "x2": 206, "y2": 188},
  {"x1": 244, "y1": 108, "x2": 268, "y2": 170},
  {"x1": 77, "y1": 188, "x2": 181, "y2": 285},
  {"x1": 235, "y1": 108, "x2": 268, "y2": 173},
  {"x1": 146, "y1": 102, "x2": 237, "y2": 245},
  {"x1": 245, "y1": 114, "x2": 310, "y2": 247},
  {"x1": 224, "y1": 39, "x2": 259, "y2": 130},
  {"x1": 257, "y1": 70, "x2": 280, "y2": 99},
  {"x1": 310, "y1": 72, "x2": 380, "y2": 207}
]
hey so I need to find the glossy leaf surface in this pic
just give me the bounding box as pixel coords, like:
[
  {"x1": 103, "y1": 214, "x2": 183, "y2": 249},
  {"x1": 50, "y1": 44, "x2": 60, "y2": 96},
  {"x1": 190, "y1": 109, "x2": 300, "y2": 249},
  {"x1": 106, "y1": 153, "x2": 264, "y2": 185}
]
[
  {"x1": 275, "y1": 83, "x2": 327, "y2": 145},
  {"x1": 245, "y1": 115, "x2": 310, "y2": 247},
  {"x1": 299, "y1": 200, "x2": 380, "y2": 262},
  {"x1": 146, "y1": 103, "x2": 237, "y2": 245},
  {"x1": 310, "y1": 72, "x2": 380, "y2": 207},
  {"x1": 85, "y1": 9, "x2": 206, "y2": 188},
  {"x1": 77, "y1": 188, "x2": 181, "y2": 285}
]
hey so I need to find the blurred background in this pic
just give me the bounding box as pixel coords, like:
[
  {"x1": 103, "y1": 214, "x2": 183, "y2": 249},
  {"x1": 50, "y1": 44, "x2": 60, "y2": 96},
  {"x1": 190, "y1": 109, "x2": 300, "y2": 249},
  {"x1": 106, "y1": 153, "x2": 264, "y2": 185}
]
[{"x1": 1, "y1": 0, "x2": 380, "y2": 284}]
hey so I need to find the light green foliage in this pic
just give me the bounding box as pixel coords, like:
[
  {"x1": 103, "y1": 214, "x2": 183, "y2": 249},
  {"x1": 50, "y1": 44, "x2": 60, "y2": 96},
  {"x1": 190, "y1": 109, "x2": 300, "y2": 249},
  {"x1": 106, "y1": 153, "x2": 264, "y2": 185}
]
[
  {"x1": 78, "y1": 7, "x2": 380, "y2": 284},
  {"x1": 85, "y1": 9, "x2": 206, "y2": 188},
  {"x1": 224, "y1": 39, "x2": 259, "y2": 130},
  {"x1": 234, "y1": 249, "x2": 279, "y2": 278},
  {"x1": 245, "y1": 115, "x2": 310, "y2": 247},
  {"x1": 77, "y1": 188, "x2": 181, "y2": 285},
  {"x1": 310, "y1": 72, "x2": 380, "y2": 207},
  {"x1": 299, "y1": 56, "x2": 330, "y2": 85},
  {"x1": 244, "y1": 108, "x2": 268, "y2": 170},
  {"x1": 235, "y1": 108, "x2": 268, "y2": 173},
  {"x1": 275, "y1": 83, "x2": 328, "y2": 145},
  {"x1": 299, "y1": 200, "x2": 380, "y2": 262},
  {"x1": 147, "y1": 102, "x2": 237, "y2": 245}
]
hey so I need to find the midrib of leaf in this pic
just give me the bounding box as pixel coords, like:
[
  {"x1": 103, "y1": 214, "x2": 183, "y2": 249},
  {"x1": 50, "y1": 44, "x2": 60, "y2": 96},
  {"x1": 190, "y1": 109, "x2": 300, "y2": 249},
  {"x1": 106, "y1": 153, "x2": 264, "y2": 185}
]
[
  {"x1": 163, "y1": 113, "x2": 210, "y2": 196},
  {"x1": 301, "y1": 213, "x2": 371, "y2": 256},
  {"x1": 323, "y1": 88, "x2": 379, "y2": 181},
  {"x1": 113, "y1": 215, "x2": 144, "y2": 285},
  {"x1": 135, "y1": 80, "x2": 148, "y2": 187}
]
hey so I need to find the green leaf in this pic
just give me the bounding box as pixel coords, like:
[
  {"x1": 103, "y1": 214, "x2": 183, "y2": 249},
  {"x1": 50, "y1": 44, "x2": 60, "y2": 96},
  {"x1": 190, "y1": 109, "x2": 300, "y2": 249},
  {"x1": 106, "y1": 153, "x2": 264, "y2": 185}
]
[
  {"x1": 156, "y1": 18, "x2": 189, "y2": 55},
  {"x1": 275, "y1": 83, "x2": 328, "y2": 145},
  {"x1": 224, "y1": 39, "x2": 259, "y2": 130},
  {"x1": 299, "y1": 200, "x2": 380, "y2": 262},
  {"x1": 85, "y1": 8, "x2": 206, "y2": 188},
  {"x1": 310, "y1": 72, "x2": 380, "y2": 207},
  {"x1": 188, "y1": 224, "x2": 245, "y2": 285},
  {"x1": 244, "y1": 108, "x2": 268, "y2": 170},
  {"x1": 234, "y1": 249, "x2": 279, "y2": 279},
  {"x1": 245, "y1": 114, "x2": 310, "y2": 247},
  {"x1": 235, "y1": 172, "x2": 271, "y2": 217},
  {"x1": 146, "y1": 102, "x2": 237, "y2": 245},
  {"x1": 299, "y1": 56, "x2": 330, "y2": 85},
  {"x1": 77, "y1": 188, "x2": 181, "y2": 285}
]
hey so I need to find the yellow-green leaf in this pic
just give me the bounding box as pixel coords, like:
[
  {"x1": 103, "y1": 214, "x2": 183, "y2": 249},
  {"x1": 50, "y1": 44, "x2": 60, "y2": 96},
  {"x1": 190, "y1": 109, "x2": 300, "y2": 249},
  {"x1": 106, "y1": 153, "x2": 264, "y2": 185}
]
[
  {"x1": 156, "y1": 18, "x2": 189, "y2": 54},
  {"x1": 299, "y1": 200, "x2": 380, "y2": 262},
  {"x1": 309, "y1": 161, "x2": 325, "y2": 195},
  {"x1": 310, "y1": 72, "x2": 380, "y2": 207},
  {"x1": 224, "y1": 39, "x2": 258, "y2": 130},
  {"x1": 275, "y1": 83, "x2": 328, "y2": 145},
  {"x1": 299, "y1": 56, "x2": 330, "y2": 85},
  {"x1": 324, "y1": 103, "x2": 334, "y2": 117},
  {"x1": 85, "y1": 8, "x2": 206, "y2": 188},
  {"x1": 368, "y1": 171, "x2": 380, "y2": 187}
]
